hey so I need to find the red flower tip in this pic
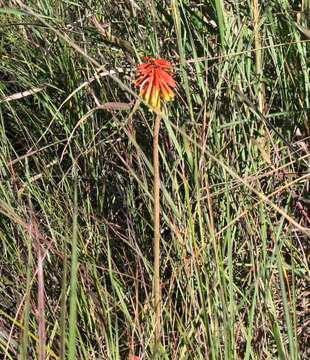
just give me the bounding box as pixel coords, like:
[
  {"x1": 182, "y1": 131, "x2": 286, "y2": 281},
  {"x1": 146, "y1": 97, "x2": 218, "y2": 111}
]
[{"x1": 135, "y1": 57, "x2": 176, "y2": 110}]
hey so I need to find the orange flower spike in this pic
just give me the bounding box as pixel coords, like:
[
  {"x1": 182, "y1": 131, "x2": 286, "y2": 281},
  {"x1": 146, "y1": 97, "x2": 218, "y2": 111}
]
[{"x1": 135, "y1": 57, "x2": 176, "y2": 110}]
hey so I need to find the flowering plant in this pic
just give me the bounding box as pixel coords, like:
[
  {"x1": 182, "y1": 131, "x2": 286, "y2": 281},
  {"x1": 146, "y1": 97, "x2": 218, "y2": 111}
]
[
  {"x1": 134, "y1": 56, "x2": 177, "y2": 355},
  {"x1": 135, "y1": 57, "x2": 176, "y2": 110}
]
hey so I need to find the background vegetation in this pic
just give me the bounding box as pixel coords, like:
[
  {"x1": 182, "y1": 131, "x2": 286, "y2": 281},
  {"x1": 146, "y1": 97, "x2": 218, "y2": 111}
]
[{"x1": 0, "y1": 0, "x2": 309, "y2": 359}]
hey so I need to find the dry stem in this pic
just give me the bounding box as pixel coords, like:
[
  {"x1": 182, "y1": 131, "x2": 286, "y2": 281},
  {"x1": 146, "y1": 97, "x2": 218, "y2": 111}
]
[{"x1": 153, "y1": 113, "x2": 161, "y2": 354}]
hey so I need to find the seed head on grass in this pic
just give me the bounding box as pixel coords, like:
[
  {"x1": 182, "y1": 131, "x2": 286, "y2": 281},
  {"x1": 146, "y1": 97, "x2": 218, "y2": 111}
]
[{"x1": 135, "y1": 57, "x2": 176, "y2": 110}]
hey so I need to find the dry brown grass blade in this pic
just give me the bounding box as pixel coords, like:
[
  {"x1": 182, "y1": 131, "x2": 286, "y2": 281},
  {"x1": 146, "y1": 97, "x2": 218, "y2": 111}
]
[
  {"x1": 97, "y1": 102, "x2": 134, "y2": 111},
  {"x1": 0, "y1": 86, "x2": 45, "y2": 103}
]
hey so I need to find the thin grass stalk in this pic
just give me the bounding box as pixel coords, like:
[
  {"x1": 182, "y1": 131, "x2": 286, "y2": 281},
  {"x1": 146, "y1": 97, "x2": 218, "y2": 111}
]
[
  {"x1": 19, "y1": 172, "x2": 33, "y2": 360},
  {"x1": 252, "y1": 0, "x2": 273, "y2": 165},
  {"x1": 252, "y1": 0, "x2": 265, "y2": 113},
  {"x1": 148, "y1": 0, "x2": 159, "y2": 52},
  {"x1": 20, "y1": 231, "x2": 32, "y2": 359},
  {"x1": 171, "y1": 0, "x2": 194, "y2": 121},
  {"x1": 37, "y1": 245, "x2": 46, "y2": 360},
  {"x1": 302, "y1": 0, "x2": 310, "y2": 26},
  {"x1": 277, "y1": 251, "x2": 298, "y2": 359},
  {"x1": 214, "y1": 0, "x2": 226, "y2": 48},
  {"x1": 59, "y1": 248, "x2": 68, "y2": 359},
  {"x1": 153, "y1": 113, "x2": 161, "y2": 355},
  {"x1": 68, "y1": 167, "x2": 78, "y2": 360}
]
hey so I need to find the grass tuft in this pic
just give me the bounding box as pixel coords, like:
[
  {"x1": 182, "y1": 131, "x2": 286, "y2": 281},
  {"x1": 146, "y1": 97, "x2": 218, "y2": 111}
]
[{"x1": 0, "y1": 1, "x2": 309, "y2": 359}]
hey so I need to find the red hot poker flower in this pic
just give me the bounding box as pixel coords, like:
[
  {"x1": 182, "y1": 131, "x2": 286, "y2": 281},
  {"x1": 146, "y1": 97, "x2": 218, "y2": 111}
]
[{"x1": 135, "y1": 57, "x2": 176, "y2": 110}]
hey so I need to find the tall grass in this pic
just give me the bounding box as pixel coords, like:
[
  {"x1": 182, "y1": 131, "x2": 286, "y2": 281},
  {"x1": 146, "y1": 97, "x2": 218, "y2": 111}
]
[{"x1": 0, "y1": 1, "x2": 309, "y2": 359}]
